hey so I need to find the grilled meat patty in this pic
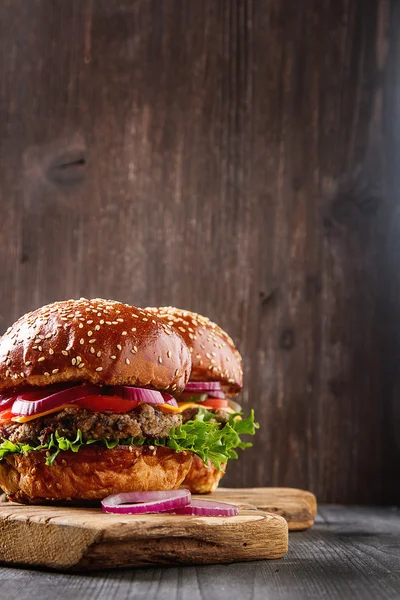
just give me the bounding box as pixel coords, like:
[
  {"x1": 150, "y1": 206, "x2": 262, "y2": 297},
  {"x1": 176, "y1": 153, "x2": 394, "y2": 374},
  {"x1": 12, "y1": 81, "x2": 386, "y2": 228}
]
[
  {"x1": 181, "y1": 407, "x2": 230, "y2": 424},
  {"x1": 2, "y1": 404, "x2": 182, "y2": 447}
]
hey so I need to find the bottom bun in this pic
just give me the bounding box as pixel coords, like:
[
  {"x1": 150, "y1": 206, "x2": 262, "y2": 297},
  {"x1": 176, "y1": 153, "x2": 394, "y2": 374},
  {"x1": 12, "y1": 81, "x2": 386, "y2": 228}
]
[
  {"x1": 181, "y1": 455, "x2": 226, "y2": 494},
  {"x1": 0, "y1": 445, "x2": 193, "y2": 504}
]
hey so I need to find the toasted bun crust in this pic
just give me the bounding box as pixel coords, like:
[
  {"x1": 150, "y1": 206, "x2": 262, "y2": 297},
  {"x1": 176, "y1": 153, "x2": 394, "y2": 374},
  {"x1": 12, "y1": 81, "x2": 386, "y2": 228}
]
[
  {"x1": 181, "y1": 455, "x2": 226, "y2": 493},
  {"x1": 145, "y1": 307, "x2": 243, "y2": 396},
  {"x1": 0, "y1": 445, "x2": 193, "y2": 504},
  {"x1": 0, "y1": 298, "x2": 191, "y2": 394}
]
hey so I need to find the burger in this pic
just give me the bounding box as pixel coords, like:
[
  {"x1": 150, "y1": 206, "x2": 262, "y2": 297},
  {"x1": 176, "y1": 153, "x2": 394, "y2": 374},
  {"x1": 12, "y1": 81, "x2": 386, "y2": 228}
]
[
  {"x1": 146, "y1": 306, "x2": 257, "y2": 493},
  {"x1": 0, "y1": 298, "x2": 256, "y2": 504}
]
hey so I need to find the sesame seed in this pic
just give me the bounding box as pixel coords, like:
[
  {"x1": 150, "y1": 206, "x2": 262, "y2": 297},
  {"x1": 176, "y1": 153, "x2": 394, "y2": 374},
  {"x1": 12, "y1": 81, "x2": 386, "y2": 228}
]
[
  {"x1": 39, "y1": 335, "x2": 45, "y2": 340},
  {"x1": 89, "y1": 339, "x2": 96, "y2": 344},
  {"x1": 97, "y1": 351, "x2": 101, "y2": 357},
  {"x1": 133, "y1": 346, "x2": 138, "y2": 353},
  {"x1": 90, "y1": 347, "x2": 95, "y2": 354},
  {"x1": 151, "y1": 319, "x2": 157, "y2": 324},
  {"x1": 117, "y1": 344, "x2": 122, "y2": 351},
  {"x1": 25, "y1": 361, "x2": 31, "y2": 366},
  {"x1": 175, "y1": 369, "x2": 180, "y2": 376},
  {"x1": 20, "y1": 372, "x2": 25, "y2": 378},
  {"x1": 167, "y1": 350, "x2": 172, "y2": 358},
  {"x1": 100, "y1": 320, "x2": 104, "y2": 325},
  {"x1": 106, "y1": 321, "x2": 112, "y2": 325},
  {"x1": 158, "y1": 356, "x2": 163, "y2": 364},
  {"x1": 71, "y1": 358, "x2": 77, "y2": 365},
  {"x1": 44, "y1": 372, "x2": 50, "y2": 377},
  {"x1": 178, "y1": 327, "x2": 185, "y2": 333},
  {"x1": 126, "y1": 358, "x2": 130, "y2": 365},
  {"x1": 6, "y1": 359, "x2": 11, "y2": 366},
  {"x1": 79, "y1": 323, "x2": 84, "y2": 329},
  {"x1": 132, "y1": 314, "x2": 139, "y2": 319},
  {"x1": 117, "y1": 318, "x2": 124, "y2": 323},
  {"x1": 122, "y1": 331, "x2": 127, "y2": 336},
  {"x1": 5, "y1": 370, "x2": 9, "y2": 377},
  {"x1": 111, "y1": 355, "x2": 117, "y2": 360},
  {"x1": 87, "y1": 320, "x2": 93, "y2": 325},
  {"x1": 38, "y1": 346, "x2": 43, "y2": 351},
  {"x1": 87, "y1": 331, "x2": 93, "y2": 337},
  {"x1": 131, "y1": 327, "x2": 137, "y2": 332},
  {"x1": 80, "y1": 338, "x2": 84, "y2": 344},
  {"x1": 142, "y1": 317, "x2": 148, "y2": 322},
  {"x1": 96, "y1": 367, "x2": 103, "y2": 372},
  {"x1": 52, "y1": 369, "x2": 59, "y2": 374},
  {"x1": 78, "y1": 363, "x2": 85, "y2": 369},
  {"x1": 196, "y1": 354, "x2": 201, "y2": 359},
  {"x1": 38, "y1": 357, "x2": 45, "y2": 362},
  {"x1": 76, "y1": 356, "x2": 81, "y2": 364},
  {"x1": 62, "y1": 350, "x2": 68, "y2": 356},
  {"x1": 45, "y1": 333, "x2": 52, "y2": 339},
  {"x1": 95, "y1": 325, "x2": 100, "y2": 331},
  {"x1": 49, "y1": 349, "x2": 54, "y2": 355},
  {"x1": 32, "y1": 346, "x2": 38, "y2": 350}
]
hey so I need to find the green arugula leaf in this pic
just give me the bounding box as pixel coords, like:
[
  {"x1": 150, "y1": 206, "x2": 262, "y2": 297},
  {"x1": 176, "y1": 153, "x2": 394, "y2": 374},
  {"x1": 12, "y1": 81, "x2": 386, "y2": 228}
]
[{"x1": 0, "y1": 409, "x2": 259, "y2": 469}]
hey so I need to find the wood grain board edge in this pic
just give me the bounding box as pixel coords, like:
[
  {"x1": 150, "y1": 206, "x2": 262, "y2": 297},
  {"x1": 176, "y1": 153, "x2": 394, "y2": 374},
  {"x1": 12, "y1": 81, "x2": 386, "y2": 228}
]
[
  {"x1": 214, "y1": 487, "x2": 317, "y2": 530},
  {"x1": 0, "y1": 506, "x2": 288, "y2": 570}
]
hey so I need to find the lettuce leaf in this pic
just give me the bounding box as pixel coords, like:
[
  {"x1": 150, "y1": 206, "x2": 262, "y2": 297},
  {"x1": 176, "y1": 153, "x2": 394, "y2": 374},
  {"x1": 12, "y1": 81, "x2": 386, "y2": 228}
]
[{"x1": 0, "y1": 409, "x2": 259, "y2": 468}]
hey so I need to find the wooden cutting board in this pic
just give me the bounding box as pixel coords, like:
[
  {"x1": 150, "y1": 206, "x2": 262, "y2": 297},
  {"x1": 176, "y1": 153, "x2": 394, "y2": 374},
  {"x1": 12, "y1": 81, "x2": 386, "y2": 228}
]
[
  {"x1": 208, "y1": 487, "x2": 317, "y2": 530},
  {"x1": 0, "y1": 503, "x2": 288, "y2": 571}
]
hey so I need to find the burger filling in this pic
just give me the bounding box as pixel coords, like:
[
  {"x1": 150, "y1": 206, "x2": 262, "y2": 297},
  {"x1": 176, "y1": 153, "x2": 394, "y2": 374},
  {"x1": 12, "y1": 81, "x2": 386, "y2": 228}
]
[
  {"x1": 0, "y1": 383, "x2": 258, "y2": 469},
  {"x1": 2, "y1": 404, "x2": 182, "y2": 447}
]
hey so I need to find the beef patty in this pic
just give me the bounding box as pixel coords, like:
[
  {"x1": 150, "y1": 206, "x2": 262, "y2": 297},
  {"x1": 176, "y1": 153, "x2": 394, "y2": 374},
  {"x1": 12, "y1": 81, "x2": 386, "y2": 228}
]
[{"x1": 2, "y1": 404, "x2": 182, "y2": 447}]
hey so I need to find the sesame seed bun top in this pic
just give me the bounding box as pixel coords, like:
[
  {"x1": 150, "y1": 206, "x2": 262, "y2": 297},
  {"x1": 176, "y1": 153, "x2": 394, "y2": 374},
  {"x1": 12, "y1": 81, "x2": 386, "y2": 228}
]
[
  {"x1": 145, "y1": 307, "x2": 243, "y2": 396},
  {"x1": 0, "y1": 298, "x2": 191, "y2": 393}
]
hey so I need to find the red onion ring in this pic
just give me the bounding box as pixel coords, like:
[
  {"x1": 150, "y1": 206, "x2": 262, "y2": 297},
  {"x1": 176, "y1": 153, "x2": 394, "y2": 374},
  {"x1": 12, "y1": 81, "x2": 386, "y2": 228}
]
[
  {"x1": 205, "y1": 390, "x2": 226, "y2": 399},
  {"x1": 185, "y1": 382, "x2": 222, "y2": 392},
  {"x1": 101, "y1": 490, "x2": 191, "y2": 514},
  {"x1": 171, "y1": 499, "x2": 238, "y2": 517},
  {"x1": 11, "y1": 384, "x2": 102, "y2": 416},
  {"x1": 115, "y1": 386, "x2": 174, "y2": 406}
]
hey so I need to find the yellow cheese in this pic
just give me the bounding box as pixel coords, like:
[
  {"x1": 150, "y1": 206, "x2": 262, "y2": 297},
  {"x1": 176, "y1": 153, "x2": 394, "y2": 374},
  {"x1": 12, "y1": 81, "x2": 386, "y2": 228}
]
[
  {"x1": 11, "y1": 404, "x2": 76, "y2": 423},
  {"x1": 158, "y1": 402, "x2": 199, "y2": 414}
]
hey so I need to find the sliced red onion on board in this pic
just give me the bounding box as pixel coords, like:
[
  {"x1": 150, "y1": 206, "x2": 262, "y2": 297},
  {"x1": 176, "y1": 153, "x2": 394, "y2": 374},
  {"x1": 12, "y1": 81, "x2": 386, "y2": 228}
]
[
  {"x1": 171, "y1": 499, "x2": 238, "y2": 517},
  {"x1": 184, "y1": 382, "x2": 222, "y2": 392},
  {"x1": 101, "y1": 490, "x2": 191, "y2": 514}
]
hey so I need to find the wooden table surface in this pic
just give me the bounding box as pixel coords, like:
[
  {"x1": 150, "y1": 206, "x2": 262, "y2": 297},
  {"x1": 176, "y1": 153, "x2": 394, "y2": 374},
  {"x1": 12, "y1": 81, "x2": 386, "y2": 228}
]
[{"x1": 0, "y1": 506, "x2": 398, "y2": 600}]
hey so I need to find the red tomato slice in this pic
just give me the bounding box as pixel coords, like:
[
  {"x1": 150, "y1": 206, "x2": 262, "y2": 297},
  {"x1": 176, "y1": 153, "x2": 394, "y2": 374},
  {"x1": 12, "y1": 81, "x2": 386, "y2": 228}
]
[
  {"x1": 202, "y1": 399, "x2": 229, "y2": 409},
  {"x1": 0, "y1": 409, "x2": 15, "y2": 424},
  {"x1": 75, "y1": 395, "x2": 140, "y2": 413}
]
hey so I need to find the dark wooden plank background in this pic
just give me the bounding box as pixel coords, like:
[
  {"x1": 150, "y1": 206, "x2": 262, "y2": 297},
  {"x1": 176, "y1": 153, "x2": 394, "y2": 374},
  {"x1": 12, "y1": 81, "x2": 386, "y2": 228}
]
[{"x1": 0, "y1": 0, "x2": 398, "y2": 503}]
